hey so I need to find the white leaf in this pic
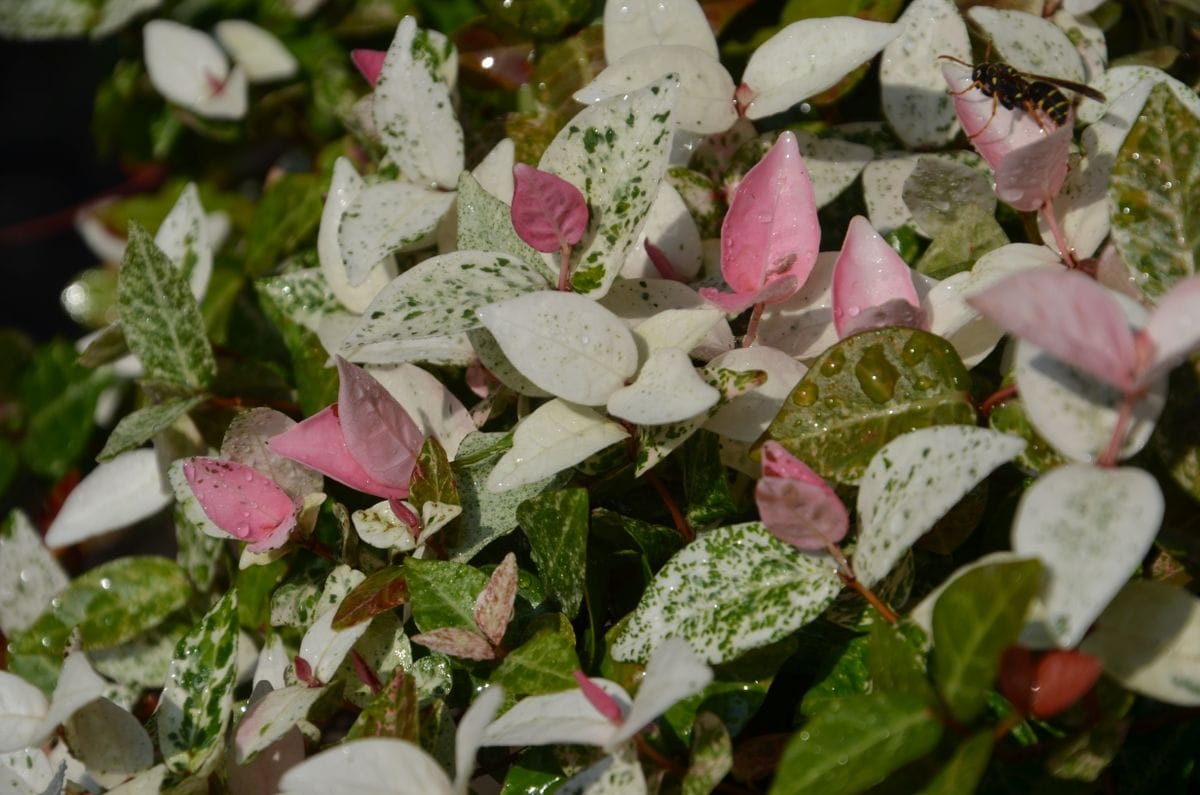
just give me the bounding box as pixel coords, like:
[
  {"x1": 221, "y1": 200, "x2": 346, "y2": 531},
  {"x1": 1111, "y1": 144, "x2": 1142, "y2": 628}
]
[
  {"x1": 481, "y1": 681, "x2": 630, "y2": 748},
  {"x1": 367, "y1": 363, "x2": 475, "y2": 459},
  {"x1": 472, "y1": 137, "x2": 516, "y2": 203},
  {"x1": 0, "y1": 672, "x2": 47, "y2": 753},
  {"x1": 373, "y1": 16, "x2": 463, "y2": 189},
  {"x1": 221, "y1": 407, "x2": 322, "y2": 501},
  {"x1": 0, "y1": 748, "x2": 57, "y2": 795},
  {"x1": 793, "y1": 131, "x2": 874, "y2": 209},
  {"x1": 1013, "y1": 465, "x2": 1163, "y2": 648},
  {"x1": 351, "y1": 500, "x2": 416, "y2": 551},
  {"x1": 962, "y1": 245, "x2": 1064, "y2": 295},
  {"x1": 1077, "y1": 65, "x2": 1200, "y2": 126},
  {"x1": 559, "y1": 745, "x2": 647, "y2": 795},
  {"x1": 1015, "y1": 339, "x2": 1165, "y2": 463},
  {"x1": 477, "y1": 292, "x2": 638, "y2": 405},
  {"x1": 630, "y1": 307, "x2": 723, "y2": 360},
  {"x1": 299, "y1": 566, "x2": 369, "y2": 682},
  {"x1": 105, "y1": 764, "x2": 166, "y2": 795},
  {"x1": 143, "y1": 20, "x2": 246, "y2": 119},
  {"x1": 214, "y1": 20, "x2": 298, "y2": 83},
  {"x1": 0, "y1": 511, "x2": 67, "y2": 636},
  {"x1": 235, "y1": 684, "x2": 325, "y2": 763},
  {"x1": 603, "y1": 0, "x2": 717, "y2": 61},
  {"x1": 44, "y1": 449, "x2": 171, "y2": 549},
  {"x1": 607, "y1": 348, "x2": 718, "y2": 425},
  {"x1": 880, "y1": 0, "x2": 969, "y2": 149},
  {"x1": 967, "y1": 7, "x2": 1086, "y2": 83},
  {"x1": 279, "y1": 737, "x2": 452, "y2": 795},
  {"x1": 741, "y1": 18, "x2": 900, "y2": 120},
  {"x1": 34, "y1": 652, "x2": 108, "y2": 747},
  {"x1": 155, "y1": 183, "x2": 212, "y2": 301},
  {"x1": 861, "y1": 151, "x2": 987, "y2": 236},
  {"x1": 576, "y1": 47, "x2": 735, "y2": 134},
  {"x1": 610, "y1": 637, "x2": 712, "y2": 748},
  {"x1": 855, "y1": 427, "x2": 1025, "y2": 587},
  {"x1": 1081, "y1": 580, "x2": 1200, "y2": 706},
  {"x1": 454, "y1": 685, "x2": 504, "y2": 792},
  {"x1": 1144, "y1": 278, "x2": 1200, "y2": 381},
  {"x1": 253, "y1": 634, "x2": 290, "y2": 691},
  {"x1": 64, "y1": 698, "x2": 154, "y2": 788},
  {"x1": 486, "y1": 400, "x2": 629, "y2": 492},
  {"x1": 1052, "y1": 8, "x2": 1107, "y2": 83},
  {"x1": 756, "y1": 252, "x2": 839, "y2": 361},
  {"x1": 619, "y1": 182, "x2": 703, "y2": 280},
  {"x1": 600, "y1": 278, "x2": 733, "y2": 360},
  {"x1": 702, "y1": 346, "x2": 806, "y2": 442},
  {"x1": 338, "y1": 182, "x2": 454, "y2": 286},
  {"x1": 319, "y1": 158, "x2": 395, "y2": 312}
]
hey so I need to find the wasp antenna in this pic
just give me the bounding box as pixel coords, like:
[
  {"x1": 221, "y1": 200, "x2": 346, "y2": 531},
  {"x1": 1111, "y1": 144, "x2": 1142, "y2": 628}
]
[{"x1": 938, "y1": 54, "x2": 973, "y2": 67}]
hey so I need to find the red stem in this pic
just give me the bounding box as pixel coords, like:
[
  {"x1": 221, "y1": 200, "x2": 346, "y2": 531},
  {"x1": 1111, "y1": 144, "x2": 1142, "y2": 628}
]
[
  {"x1": 979, "y1": 384, "x2": 1019, "y2": 416},
  {"x1": 830, "y1": 542, "x2": 899, "y2": 624},
  {"x1": 1097, "y1": 392, "x2": 1138, "y2": 467},
  {"x1": 1040, "y1": 199, "x2": 1079, "y2": 271},
  {"x1": 742, "y1": 302, "x2": 766, "y2": 348},
  {"x1": 647, "y1": 470, "x2": 694, "y2": 543},
  {"x1": 557, "y1": 243, "x2": 572, "y2": 291}
]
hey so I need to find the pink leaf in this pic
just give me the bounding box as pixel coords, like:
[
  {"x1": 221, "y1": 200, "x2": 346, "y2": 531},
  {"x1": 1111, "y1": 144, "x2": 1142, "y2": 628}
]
[
  {"x1": 351, "y1": 49, "x2": 386, "y2": 86},
  {"x1": 755, "y1": 442, "x2": 848, "y2": 551},
  {"x1": 412, "y1": 628, "x2": 497, "y2": 660},
  {"x1": 720, "y1": 131, "x2": 820, "y2": 298},
  {"x1": 966, "y1": 268, "x2": 1139, "y2": 392},
  {"x1": 644, "y1": 240, "x2": 681, "y2": 282},
  {"x1": 268, "y1": 406, "x2": 408, "y2": 500},
  {"x1": 831, "y1": 216, "x2": 926, "y2": 338},
  {"x1": 294, "y1": 656, "x2": 321, "y2": 687},
  {"x1": 511, "y1": 163, "x2": 589, "y2": 253},
  {"x1": 1142, "y1": 276, "x2": 1200, "y2": 384},
  {"x1": 182, "y1": 457, "x2": 297, "y2": 552},
  {"x1": 474, "y1": 552, "x2": 518, "y2": 647},
  {"x1": 699, "y1": 275, "x2": 799, "y2": 314},
  {"x1": 573, "y1": 671, "x2": 624, "y2": 725},
  {"x1": 336, "y1": 357, "x2": 423, "y2": 494}
]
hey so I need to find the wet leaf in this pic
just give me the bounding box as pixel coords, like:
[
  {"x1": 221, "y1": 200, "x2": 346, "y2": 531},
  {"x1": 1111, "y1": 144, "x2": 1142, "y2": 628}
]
[
  {"x1": 518, "y1": 489, "x2": 588, "y2": 618},
  {"x1": 332, "y1": 567, "x2": 409, "y2": 630}
]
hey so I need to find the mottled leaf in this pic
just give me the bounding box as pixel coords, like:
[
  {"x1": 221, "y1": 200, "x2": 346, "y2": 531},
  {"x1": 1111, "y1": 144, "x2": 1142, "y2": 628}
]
[
  {"x1": 489, "y1": 614, "x2": 580, "y2": 696},
  {"x1": 332, "y1": 567, "x2": 409, "y2": 630},
  {"x1": 0, "y1": 511, "x2": 67, "y2": 636},
  {"x1": 517, "y1": 489, "x2": 588, "y2": 618},
  {"x1": 405, "y1": 558, "x2": 489, "y2": 634},
  {"x1": 97, "y1": 395, "x2": 204, "y2": 462}
]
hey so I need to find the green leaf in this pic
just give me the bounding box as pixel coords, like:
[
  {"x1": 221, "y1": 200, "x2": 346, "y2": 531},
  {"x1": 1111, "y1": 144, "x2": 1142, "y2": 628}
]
[
  {"x1": 684, "y1": 711, "x2": 734, "y2": 795},
  {"x1": 682, "y1": 431, "x2": 741, "y2": 528},
  {"x1": 612, "y1": 522, "x2": 843, "y2": 665},
  {"x1": 590, "y1": 508, "x2": 683, "y2": 573},
  {"x1": 988, "y1": 393, "x2": 1069, "y2": 475},
  {"x1": 97, "y1": 394, "x2": 205, "y2": 462},
  {"x1": 243, "y1": 173, "x2": 325, "y2": 278},
  {"x1": 916, "y1": 731, "x2": 994, "y2": 795},
  {"x1": 499, "y1": 747, "x2": 567, "y2": 795},
  {"x1": 404, "y1": 557, "x2": 489, "y2": 633},
  {"x1": 517, "y1": 488, "x2": 588, "y2": 618},
  {"x1": 10, "y1": 556, "x2": 191, "y2": 658},
  {"x1": 0, "y1": 439, "x2": 16, "y2": 501},
  {"x1": 932, "y1": 559, "x2": 1042, "y2": 723},
  {"x1": 91, "y1": 612, "x2": 191, "y2": 691},
  {"x1": 903, "y1": 157, "x2": 1007, "y2": 279},
  {"x1": 410, "y1": 436, "x2": 460, "y2": 512},
  {"x1": 489, "y1": 613, "x2": 580, "y2": 695},
  {"x1": 347, "y1": 669, "x2": 420, "y2": 742},
  {"x1": 117, "y1": 223, "x2": 216, "y2": 389},
  {"x1": 766, "y1": 328, "x2": 975, "y2": 484},
  {"x1": 174, "y1": 500, "x2": 226, "y2": 593},
  {"x1": 455, "y1": 171, "x2": 545, "y2": 268},
  {"x1": 254, "y1": 277, "x2": 340, "y2": 416},
  {"x1": 869, "y1": 622, "x2": 933, "y2": 702},
  {"x1": 801, "y1": 633, "x2": 872, "y2": 717},
  {"x1": 770, "y1": 694, "x2": 942, "y2": 795},
  {"x1": 479, "y1": 0, "x2": 592, "y2": 38},
  {"x1": 0, "y1": 510, "x2": 68, "y2": 636},
  {"x1": 19, "y1": 340, "x2": 109, "y2": 479},
  {"x1": 255, "y1": 269, "x2": 343, "y2": 333},
  {"x1": 1109, "y1": 82, "x2": 1200, "y2": 299},
  {"x1": 331, "y1": 566, "x2": 409, "y2": 630},
  {"x1": 237, "y1": 559, "x2": 289, "y2": 632},
  {"x1": 159, "y1": 590, "x2": 239, "y2": 774}
]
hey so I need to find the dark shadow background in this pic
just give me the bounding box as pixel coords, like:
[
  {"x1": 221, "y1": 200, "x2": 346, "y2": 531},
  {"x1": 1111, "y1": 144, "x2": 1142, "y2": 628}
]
[{"x1": 0, "y1": 38, "x2": 124, "y2": 343}]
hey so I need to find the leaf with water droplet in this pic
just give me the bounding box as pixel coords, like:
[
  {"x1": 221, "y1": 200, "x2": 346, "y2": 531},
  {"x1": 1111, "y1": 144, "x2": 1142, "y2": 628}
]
[{"x1": 766, "y1": 328, "x2": 975, "y2": 485}]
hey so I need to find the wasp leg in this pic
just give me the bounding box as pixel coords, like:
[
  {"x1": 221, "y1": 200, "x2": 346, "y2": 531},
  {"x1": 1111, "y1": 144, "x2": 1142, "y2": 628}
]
[{"x1": 966, "y1": 94, "x2": 999, "y2": 140}]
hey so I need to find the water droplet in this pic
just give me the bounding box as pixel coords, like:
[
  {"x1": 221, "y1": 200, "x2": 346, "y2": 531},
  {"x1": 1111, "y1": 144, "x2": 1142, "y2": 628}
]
[
  {"x1": 235, "y1": 522, "x2": 251, "y2": 535},
  {"x1": 913, "y1": 376, "x2": 934, "y2": 391},
  {"x1": 799, "y1": 731, "x2": 811, "y2": 741},
  {"x1": 837, "y1": 756, "x2": 848, "y2": 766},
  {"x1": 791, "y1": 382, "x2": 819, "y2": 406},
  {"x1": 99, "y1": 577, "x2": 112, "y2": 590},
  {"x1": 854, "y1": 344, "x2": 900, "y2": 403},
  {"x1": 820, "y1": 349, "x2": 846, "y2": 377},
  {"x1": 901, "y1": 332, "x2": 929, "y2": 365}
]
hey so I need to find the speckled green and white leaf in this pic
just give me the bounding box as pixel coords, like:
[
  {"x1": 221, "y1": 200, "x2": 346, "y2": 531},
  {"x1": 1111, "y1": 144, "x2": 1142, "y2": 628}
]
[
  {"x1": 576, "y1": 47, "x2": 735, "y2": 135},
  {"x1": 600, "y1": 279, "x2": 734, "y2": 360},
  {"x1": 862, "y1": 152, "x2": 988, "y2": 236},
  {"x1": 539, "y1": 77, "x2": 678, "y2": 297},
  {"x1": 1015, "y1": 339, "x2": 1166, "y2": 463},
  {"x1": 1108, "y1": 83, "x2": 1200, "y2": 299},
  {"x1": 792, "y1": 131, "x2": 874, "y2": 209},
  {"x1": 65, "y1": 697, "x2": 154, "y2": 788},
  {"x1": 279, "y1": 737, "x2": 452, "y2": 795},
  {"x1": 45, "y1": 448, "x2": 172, "y2": 549},
  {"x1": 603, "y1": 0, "x2": 717, "y2": 61},
  {"x1": 0, "y1": 748, "x2": 58, "y2": 795},
  {"x1": 300, "y1": 566, "x2": 369, "y2": 682},
  {"x1": 0, "y1": 0, "x2": 91, "y2": 38},
  {"x1": 235, "y1": 684, "x2": 326, "y2": 763},
  {"x1": 855, "y1": 427, "x2": 1025, "y2": 588},
  {"x1": 155, "y1": 183, "x2": 211, "y2": 301},
  {"x1": 467, "y1": 328, "x2": 553, "y2": 398},
  {"x1": 338, "y1": 182, "x2": 453, "y2": 285},
  {"x1": 158, "y1": 591, "x2": 238, "y2": 774},
  {"x1": 117, "y1": 224, "x2": 215, "y2": 389},
  {"x1": 0, "y1": 511, "x2": 67, "y2": 636},
  {"x1": 559, "y1": 745, "x2": 647, "y2": 795},
  {"x1": 486, "y1": 400, "x2": 629, "y2": 492},
  {"x1": 329, "y1": 312, "x2": 476, "y2": 367},
  {"x1": 91, "y1": 613, "x2": 189, "y2": 690},
  {"x1": 608, "y1": 348, "x2": 719, "y2": 425},
  {"x1": 373, "y1": 16, "x2": 463, "y2": 189},
  {"x1": 102, "y1": 763, "x2": 165, "y2": 795},
  {"x1": 96, "y1": 395, "x2": 204, "y2": 462},
  {"x1": 449, "y1": 432, "x2": 569, "y2": 561},
  {"x1": 1051, "y1": 8, "x2": 1107, "y2": 82},
  {"x1": 349, "y1": 252, "x2": 550, "y2": 347},
  {"x1": 684, "y1": 712, "x2": 733, "y2": 795},
  {"x1": 967, "y1": 7, "x2": 1086, "y2": 83},
  {"x1": 741, "y1": 18, "x2": 900, "y2": 120},
  {"x1": 903, "y1": 157, "x2": 997, "y2": 240},
  {"x1": 703, "y1": 347, "x2": 806, "y2": 443},
  {"x1": 1076, "y1": 65, "x2": 1200, "y2": 126},
  {"x1": 455, "y1": 172, "x2": 545, "y2": 273},
  {"x1": 477, "y1": 292, "x2": 638, "y2": 406},
  {"x1": 635, "y1": 366, "x2": 765, "y2": 476},
  {"x1": 620, "y1": 182, "x2": 704, "y2": 280},
  {"x1": 880, "y1": 0, "x2": 969, "y2": 149},
  {"x1": 174, "y1": 497, "x2": 225, "y2": 592},
  {"x1": 352, "y1": 500, "x2": 418, "y2": 551},
  {"x1": 1012, "y1": 465, "x2": 1163, "y2": 649},
  {"x1": 1081, "y1": 580, "x2": 1200, "y2": 706},
  {"x1": 613, "y1": 522, "x2": 841, "y2": 664},
  {"x1": 319, "y1": 158, "x2": 394, "y2": 313},
  {"x1": 257, "y1": 269, "x2": 343, "y2": 333}
]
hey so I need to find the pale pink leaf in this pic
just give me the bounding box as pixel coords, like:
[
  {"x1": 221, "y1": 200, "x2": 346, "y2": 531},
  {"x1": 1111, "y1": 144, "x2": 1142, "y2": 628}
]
[
  {"x1": 511, "y1": 164, "x2": 588, "y2": 252},
  {"x1": 481, "y1": 681, "x2": 629, "y2": 748},
  {"x1": 966, "y1": 268, "x2": 1139, "y2": 392},
  {"x1": 1142, "y1": 276, "x2": 1200, "y2": 384},
  {"x1": 759, "y1": 441, "x2": 831, "y2": 488},
  {"x1": 473, "y1": 553, "x2": 518, "y2": 646},
  {"x1": 831, "y1": 215, "x2": 925, "y2": 338},
  {"x1": 993, "y1": 121, "x2": 1073, "y2": 212},
  {"x1": 411, "y1": 628, "x2": 496, "y2": 660},
  {"x1": 268, "y1": 407, "x2": 407, "y2": 500},
  {"x1": 720, "y1": 131, "x2": 819, "y2": 298},
  {"x1": 351, "y1": 49, "x2": 385, "y2": 85},
  {"x1": 182, "y1": 457, "x2": 297, "y2": 552},
  {"x1": 336, "y1": 357, "x2": 423, "y2": 493},
  {"x1": 755, "y1": 442, "x2": 849, "y2": 551},
  {"x1": 699, "y1": 275, "x2": 799, "y2": 314},
  {"x1": 573, "y1": 671, "x2": 623, "y2": 725},
  {"x1": 610, "y1": 637, "x2": 712, "y2": 748}
]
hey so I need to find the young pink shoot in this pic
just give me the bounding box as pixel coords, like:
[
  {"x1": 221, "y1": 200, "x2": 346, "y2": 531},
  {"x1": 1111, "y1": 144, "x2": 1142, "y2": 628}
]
[
  {"x1": 643, "y1": 239, "x2": 682, "y2": 282},
  {"x1": 411, "y1": 553, "x2": 519, "y2": 661},
  {"x1": 700, "y1": 131, "x2": 820, "y2": 347},
  {"x1": 293, "y1": 656, "x2": 321, "y2": 687},
  {"x1": 511, "y1": 163, "x2": 589, "y2": 291},
  {"x1": 831, "y1": 215, "x2": 926, "y2": 338},
  {"x1": 182, "y1": 457, "x2": 298, "y2": 552},
  {"x1": 351, "y1": 49, "x2": 386, "y2": 86},
  {"x1": 755, "y1": 441, "x2": 850, "y2": 553},
  {"x1": 269, "y1": 357, "x2": 424, "y2": 500},
  {"x1": 573, "y1": 670, "x2": 624, "y2": 725}
]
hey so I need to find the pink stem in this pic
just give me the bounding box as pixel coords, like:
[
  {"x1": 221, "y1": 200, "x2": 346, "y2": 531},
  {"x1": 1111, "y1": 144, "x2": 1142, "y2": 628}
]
[
  {"x1": 742, "y1": 302, "x2": 766, "y2": 348},
  {"x1": 557, "y1": 243, "x2": 572, "y2": 291},
  {"x1": 1097, "y1": 393, "x2": 1137, "y2": 467},
  {"x1": 1040, "y1": 199, "x2": 1079, "y2": 271}
]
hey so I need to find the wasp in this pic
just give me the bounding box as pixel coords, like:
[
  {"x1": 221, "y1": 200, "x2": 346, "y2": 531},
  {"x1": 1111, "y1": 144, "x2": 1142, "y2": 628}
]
[{"x1": 939, "y1": 55, "x2": 1105, "y2": 137}]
